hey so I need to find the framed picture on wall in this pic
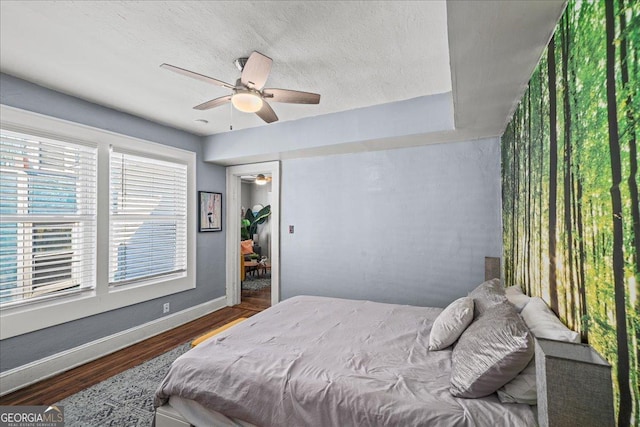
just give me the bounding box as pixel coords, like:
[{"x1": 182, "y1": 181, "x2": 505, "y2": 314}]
[{"x1": 199, "y1": 191, "x2": 222, "y2": 232}]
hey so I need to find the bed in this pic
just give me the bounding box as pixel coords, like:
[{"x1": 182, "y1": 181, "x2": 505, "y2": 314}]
[{"x1": 154, "y1": 291, "x2": 539, "y2": 427}]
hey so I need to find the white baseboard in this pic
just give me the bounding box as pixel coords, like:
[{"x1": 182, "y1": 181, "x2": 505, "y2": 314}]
[{"x1": 0, "y1": 296, "x2": 227, "y2": 397}]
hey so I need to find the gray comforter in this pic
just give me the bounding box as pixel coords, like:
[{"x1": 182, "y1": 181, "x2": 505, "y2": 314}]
[{"x1": 155, "y1": 295, "x2": 535, "y2": 426}]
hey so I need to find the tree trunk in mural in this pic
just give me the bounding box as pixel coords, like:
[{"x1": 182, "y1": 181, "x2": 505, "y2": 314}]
[
  {"x1": 538, "y1": 68, "x2": 545, "y2": 299},
  {"x1": 511, "y1": 119, "x2": 518, "y2": 286},
  {"x1": 618, "y1": 0, "x2": 640, "y2": 410},
  {"x1": 576, "y1": 166, "x2": 588, "y2": 343},
  {"x1": 561, "y1": 12, "x2": 575, "y2": 325},
  {"x1": 605, "y1": 0, "x2": 631, "y2": 424},
  {"x1": 527, "y1": 88, "x2": 533, "y2": 295},
  {"x1": 634, "y1": 48, "x2": 639, "y2": 407},
  {"x1": 547, "y1": 35, "x2": 559, "y2": 314},
  {"x1": 619, "y1": 0, "x2": 640, "y2": 280},
  {"x1": 514, "y1": 108, "x2": 521, "y2": 284}
]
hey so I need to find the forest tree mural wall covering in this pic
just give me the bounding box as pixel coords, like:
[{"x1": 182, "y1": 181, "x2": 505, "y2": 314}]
[{"x1": 501, "y1": 0, "x2": 638, "y2": 425}]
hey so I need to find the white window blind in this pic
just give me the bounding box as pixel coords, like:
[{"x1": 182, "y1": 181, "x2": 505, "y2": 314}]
[
  {"x1": 109, "y1": 150, "x2": 187, "y2": 286},
  {"x1": 0, "y1": 131, "x2": 97, "y2": 307}
]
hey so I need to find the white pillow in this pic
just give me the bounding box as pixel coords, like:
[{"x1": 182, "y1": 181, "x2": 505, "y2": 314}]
[
  {"x1": 429, "y1": 297, "x2": 474, "y2": 350},
  {"x1": 498, "y1": 296, "x2": 580, "y2": 405},
  {"x1": 521, "y1": 297, "x2": 580, "y2": 343},
  {"x1": 505, "y1": 285, "x2": 531, "y2": 312}
]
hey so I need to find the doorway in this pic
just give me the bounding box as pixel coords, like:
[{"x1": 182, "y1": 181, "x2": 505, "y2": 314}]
[{"x1": 225, "y1": 162, "x2": 280, "y2": 308}]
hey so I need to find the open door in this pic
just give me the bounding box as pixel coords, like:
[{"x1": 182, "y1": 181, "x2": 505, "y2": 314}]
[{"x1": 225, "y1": 162, "x2": 280, "y2": 307}]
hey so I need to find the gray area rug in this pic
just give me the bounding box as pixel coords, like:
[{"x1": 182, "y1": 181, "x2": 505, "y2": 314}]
[
  {"x1": 56, "y1": 343, "x2": 190, "y2": 426},
  {"x1": 242, "y1": 274, "x2": 270, "y2": 291}
]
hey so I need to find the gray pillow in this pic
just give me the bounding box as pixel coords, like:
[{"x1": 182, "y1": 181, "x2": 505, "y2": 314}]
[
  {"x1": 467, "y1": 278, "x2": 508, "y2": 318},
  {"x1": 497, "y1": 296, "x2": 580, "y2": 404},
  {"x1": 429, "y1": 297, "x2": 474, "y2": 351},
  {"x1": 450, "y1": 302, "x2": 534, "y2": 398}
]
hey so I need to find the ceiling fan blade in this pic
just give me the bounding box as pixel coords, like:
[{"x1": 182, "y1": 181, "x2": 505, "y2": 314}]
[
  {"x1": 241, "y1": 51, "x2": 272, "y2": 90},
  {"x1": 194, "y1": 95, "x2": 232, "y2": 110},
  {"x1": 255, "y1": 100, "x2": 278, "y2": 123},
  {"x1": 263, "y1": 88, "x2": 321, "y2": 104},
  {"x1": 161, "y1": 63, "x2": 234, "y2": 89}
]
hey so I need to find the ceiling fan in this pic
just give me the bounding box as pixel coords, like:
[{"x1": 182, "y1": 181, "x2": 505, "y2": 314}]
[{"x1": 161, "y1": 51, "x2": 321, "y2": 124}]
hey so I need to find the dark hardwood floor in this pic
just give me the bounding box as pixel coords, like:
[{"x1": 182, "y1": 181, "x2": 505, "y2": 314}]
[
  {"x1": 0, "y1": 290, "x2": 270, "y2": 406},
  {"x1": 241, "y1": 284, "x2": 271, "y2": 311}
]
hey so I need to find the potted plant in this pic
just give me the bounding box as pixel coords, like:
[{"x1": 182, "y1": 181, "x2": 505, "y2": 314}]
[{"x1": 241, "y1": 205, "x2": 271, "y2": 241}]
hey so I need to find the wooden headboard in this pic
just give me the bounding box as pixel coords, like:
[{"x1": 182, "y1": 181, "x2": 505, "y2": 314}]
[{"x1": 485, "y1": 257, "x2": 501, "y2": 281}]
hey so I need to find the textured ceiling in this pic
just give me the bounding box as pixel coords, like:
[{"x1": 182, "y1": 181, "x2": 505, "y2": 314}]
[{"x1": 0, "y1": 1, "x2": 451, "y2": 136}]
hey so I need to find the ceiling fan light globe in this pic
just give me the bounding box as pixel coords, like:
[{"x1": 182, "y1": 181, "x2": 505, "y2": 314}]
[
  {"x1": 232, "y1": 91, "x2": 263, "y2": 113},
  {"x1": 255, "y1": 174, "x2": 268, "y2": 185}
]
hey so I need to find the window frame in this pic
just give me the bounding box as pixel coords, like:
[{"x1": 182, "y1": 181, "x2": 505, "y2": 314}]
[
  {"x1": 0, "y1": 105, "x2": 197, "y2": 339},
  {"x1": 1, "y1": 130, "x2": 97, "y2": 307},
  {"x1": 108, "y1": 149, "x2": 188, "y2": 288}
]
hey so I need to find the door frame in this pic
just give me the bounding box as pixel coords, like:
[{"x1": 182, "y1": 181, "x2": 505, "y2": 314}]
[{"x1": 225, "y1": 161, "x2": 280, "y2": 306}]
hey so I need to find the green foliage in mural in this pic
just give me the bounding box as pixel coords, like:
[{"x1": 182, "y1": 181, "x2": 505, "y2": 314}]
[{"x1": 501, "y1": 0, "x2": 639, "y2": 425}]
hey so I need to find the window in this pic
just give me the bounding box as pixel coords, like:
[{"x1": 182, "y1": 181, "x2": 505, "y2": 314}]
[
  {"x1": 0, "y1": 131, "x2": 97, "y2": 307},
  {"x1": 109, "y1": 150, "x2": 187, "y2": 286},
  {"x1": 0, "y1": 106, "x2": 196, "y2": 339}
]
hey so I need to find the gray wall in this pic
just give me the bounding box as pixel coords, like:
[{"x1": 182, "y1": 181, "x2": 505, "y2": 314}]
[
  {"x1": 0, "y1": 73, "x2": 502, "y2": 371},
  {"x1": 280, "y1": 137, "x2": 502, "y2": 308},
  {"x1": 203, "y1": 93, "x2": 454, "y2": 163},
  {"x1": 241, "y1": 182, "x2": 253, "y2": 216},
  {"x1": 0, "y1": 73, "x2": 226, "y2": 372}
]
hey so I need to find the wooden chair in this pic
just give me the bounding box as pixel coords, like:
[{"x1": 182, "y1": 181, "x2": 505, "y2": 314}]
[{"x1": 240, "y1": 252, "x2": 246, "y2": 282}]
